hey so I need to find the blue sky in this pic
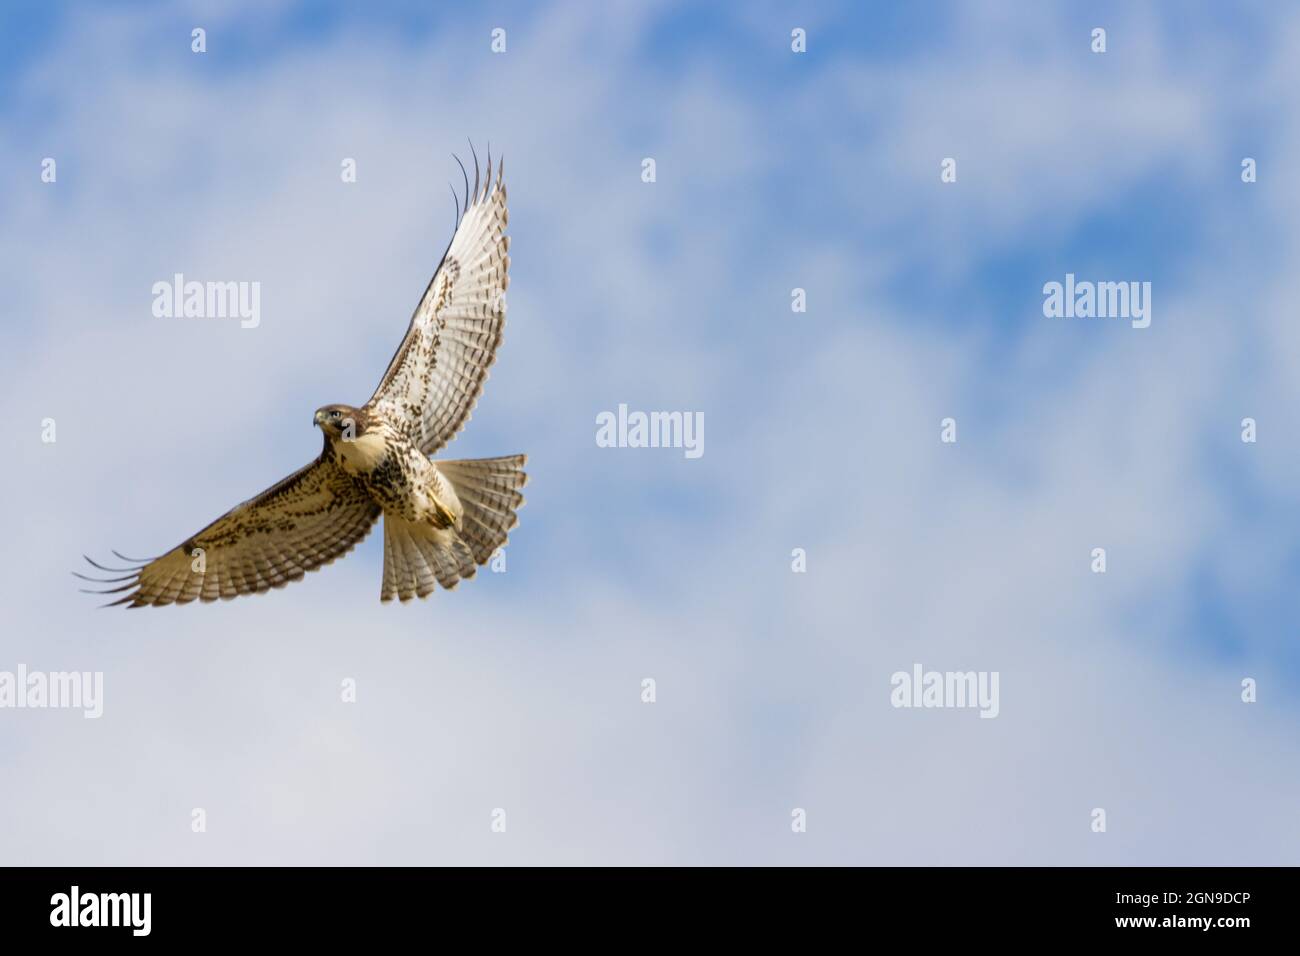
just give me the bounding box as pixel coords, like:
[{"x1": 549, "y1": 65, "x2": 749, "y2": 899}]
[{"x1": 2, "y1": 0, "x2": 1299, "y2": 864}]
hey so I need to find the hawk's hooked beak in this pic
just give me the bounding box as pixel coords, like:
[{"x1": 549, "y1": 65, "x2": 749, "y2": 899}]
[{"x1": 313, "y1": 410, "x2": 325, "y2": 427}]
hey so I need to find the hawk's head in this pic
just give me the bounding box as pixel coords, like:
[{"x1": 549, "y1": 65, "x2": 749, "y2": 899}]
[{"x1": 314, "y1": 404, "x2": 367, "y2": 441}]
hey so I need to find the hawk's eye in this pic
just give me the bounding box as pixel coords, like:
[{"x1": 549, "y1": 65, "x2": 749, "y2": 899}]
[{"x1": 331, "y1": 410, "x2": 341, "y2": 419}]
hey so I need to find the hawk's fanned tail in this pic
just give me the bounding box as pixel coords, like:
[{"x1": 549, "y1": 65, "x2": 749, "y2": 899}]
[
  {"x1": 380, "y1": 518, "x2": 476, "y2": 602},
  {"x1": 379, "y1": 454, "x2": 526, "y2": 602},
  {"x1": 438, "y1": 454, "x2": 527, "y2": 564}
]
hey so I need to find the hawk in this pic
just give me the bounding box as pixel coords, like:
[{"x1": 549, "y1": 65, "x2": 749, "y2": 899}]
[{"x1": 80, "y1": 149, "x2": 525, "y2": 606}]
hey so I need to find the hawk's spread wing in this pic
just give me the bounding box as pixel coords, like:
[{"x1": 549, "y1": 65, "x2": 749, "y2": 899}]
[
  {"x1": 365, "y1": 151, "x2": 510, "y2": 455},
  {"x1": 81, "y1": 449, "x2": 380, "y2": 606}
]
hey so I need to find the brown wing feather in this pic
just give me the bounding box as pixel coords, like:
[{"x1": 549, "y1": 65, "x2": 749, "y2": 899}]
[
  {"x1": 84, "y1": 444, "x2": 380, "y2": 607},
  {"x1": 365, "y1": 150, "x2": 510, "y2": 455}
]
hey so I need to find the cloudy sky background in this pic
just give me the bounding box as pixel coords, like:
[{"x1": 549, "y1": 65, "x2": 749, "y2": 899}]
[{"x1": 2, "y1": 0, "x2": 1299, "y2": 864}]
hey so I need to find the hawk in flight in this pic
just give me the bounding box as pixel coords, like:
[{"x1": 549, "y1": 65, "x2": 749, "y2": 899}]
[{"x1": 81, "y1": 150, "x2": 525, "y2": 606}]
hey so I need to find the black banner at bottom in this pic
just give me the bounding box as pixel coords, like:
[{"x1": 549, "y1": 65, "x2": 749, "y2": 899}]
[{"x1": 0, "y1": 866, "x2": 1278, "y2": 942}]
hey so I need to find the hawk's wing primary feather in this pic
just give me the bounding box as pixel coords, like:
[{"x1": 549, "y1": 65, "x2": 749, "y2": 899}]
[
  {"x1": 365, "y1": 149, "x2": 510, "y2": 455},
  {"x1": 81, "y1": 450, "x2": 380, "y2": 607}
]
